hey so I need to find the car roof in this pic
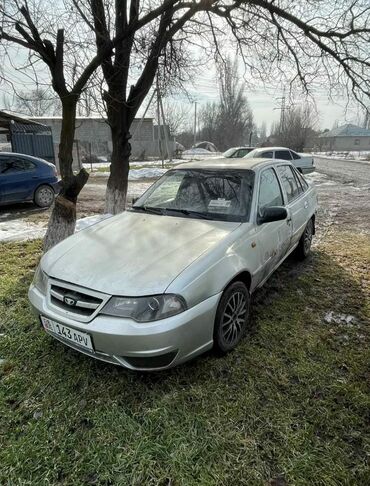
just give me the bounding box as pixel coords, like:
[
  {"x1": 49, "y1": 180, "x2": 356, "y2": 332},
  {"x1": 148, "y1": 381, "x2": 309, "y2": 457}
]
[
  {"x1": 227, "y1": 146, "x2": 255, "y2": 150},
  {"x1": 251, "y1": 146, "x2": 293, "y2": 151},
  {"x1": 175, "y1": 157, "x2": 287, "y2": 171},
  {"x1": 0, "y1": 152, "x2": 49, "y2": 163}
]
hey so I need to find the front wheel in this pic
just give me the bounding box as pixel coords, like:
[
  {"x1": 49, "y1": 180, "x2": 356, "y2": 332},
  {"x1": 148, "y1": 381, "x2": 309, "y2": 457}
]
[
  {"x1": 34, "y1": 185, "x2": 55, "y2": 208},
  {"x1": 295, "y1": 218, "x2": 314, "y2": 260},
  {"x1": 213, "y1": 281, "x2": 250, "y2": 354}
]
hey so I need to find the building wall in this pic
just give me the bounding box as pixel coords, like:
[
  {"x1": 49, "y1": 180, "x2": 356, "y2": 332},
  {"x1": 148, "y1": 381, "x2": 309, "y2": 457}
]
[
  {"x1": 319, "y1": 136, "x2": 370, "y2": 151},
  {"x1": 31, "y1": 117, "x2": 175, "y2": 169}
]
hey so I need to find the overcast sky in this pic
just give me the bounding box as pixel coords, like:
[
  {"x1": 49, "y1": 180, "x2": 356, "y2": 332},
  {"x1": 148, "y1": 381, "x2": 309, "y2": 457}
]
[{"x1": 1, "y1": 44, "x2": 365, "y2": 133}]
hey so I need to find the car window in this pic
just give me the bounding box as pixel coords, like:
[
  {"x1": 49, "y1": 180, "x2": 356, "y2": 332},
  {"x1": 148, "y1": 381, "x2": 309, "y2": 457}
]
[
  {"x1": 134, "y1": 168, "x2": 255, "y2": 222},
  {"x1": 293, "y1": 167, "x2": 309, "y2": 190},
  {"x1": 275, "y1": 150, "x2": 292, "y2": 161},
  {"x1": 290, "y1": 150, "x2": 301, "y2": 160},
  {"x1": 22, "y1": 159, "x2": 37, "y2": 171},
  {"x1": 258, "y1": 168, "x2": 284, "y2": 213},
  {"x1": 223, "y1": 148, "x2": 237, "y2": 158},
  {"x1": 277, "y1": 165, "x2": 301, "y2": 202},
  {"x1": 260, "y1": 151, "x2": 273, "y2": 158},
  {"x1": 0, "y1": 158, "x2": 25, "y2": 174},
  {"x1": 236, "y1": 149, "x2": 248, "y2": 157}
]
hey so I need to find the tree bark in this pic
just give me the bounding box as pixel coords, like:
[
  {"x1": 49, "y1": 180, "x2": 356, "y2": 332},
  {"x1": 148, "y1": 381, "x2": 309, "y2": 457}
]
[
  {"x1": 43, "y1": 96, "x2": 89, "y2": 251},
  {"x1": 104, "y1": 104, "x2": 131, "y2": 214}
]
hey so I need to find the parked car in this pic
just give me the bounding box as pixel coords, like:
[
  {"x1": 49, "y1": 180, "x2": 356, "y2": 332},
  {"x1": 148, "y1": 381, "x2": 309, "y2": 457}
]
[
  {"x1": 29, "y1": 157, "x2": 317, "y2": 371},
  {"x1": 244, "y1": 147, "x2": 315, "y2": 174},
  {"x1": 0, "y1": 153, "x2": 59, "y2": 207},
  {"x1": 223, "y1": 146, "x2": 255, "y2": 158}
]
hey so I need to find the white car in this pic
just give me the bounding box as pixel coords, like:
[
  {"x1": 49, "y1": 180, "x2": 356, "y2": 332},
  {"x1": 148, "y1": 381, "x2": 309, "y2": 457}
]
[
  {"x1": 245, "y1": 147, "x2": 315, "y2": 174},
  {"x1": 29, "y1": 158, "x2": 317, "y2": 371}
]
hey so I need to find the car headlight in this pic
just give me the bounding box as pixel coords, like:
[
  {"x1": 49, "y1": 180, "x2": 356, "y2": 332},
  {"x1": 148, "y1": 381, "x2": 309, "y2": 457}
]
[
  {"x1": 101, "y1": 294, "x2": 187, "y2": 322},
  {"x1": 33, "y1": 265, "x2": 48, "y2": 294}
]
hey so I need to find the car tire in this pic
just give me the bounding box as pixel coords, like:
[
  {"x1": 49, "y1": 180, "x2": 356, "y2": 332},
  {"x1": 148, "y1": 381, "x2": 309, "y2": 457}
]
[
  {"x1": 213, "y1": 281, "x2": 250, "y2": 354},
  {"x1": 295, "y1": 218, "x2": 314, "y2": 260},
  {"x1": 34, "y1": 185, "x2": 55, "y2": 208}
]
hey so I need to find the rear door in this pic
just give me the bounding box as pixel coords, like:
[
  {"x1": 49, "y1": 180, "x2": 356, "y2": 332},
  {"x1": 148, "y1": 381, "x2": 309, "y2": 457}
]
[
  {"x1": 0, "y1": 156, "x2": 38, "y2": 203},
  {"x1": 255, "y1": 166, "x2": 292, "y2": 283},
  {"x1": 276, "y1": 164, "x2": 307, "y2": 248}
]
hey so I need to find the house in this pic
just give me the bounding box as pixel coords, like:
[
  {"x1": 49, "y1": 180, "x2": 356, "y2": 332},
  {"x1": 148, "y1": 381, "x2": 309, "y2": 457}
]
[{"x1": 318, "y1": 124, "x2": 370, "y2": 152}]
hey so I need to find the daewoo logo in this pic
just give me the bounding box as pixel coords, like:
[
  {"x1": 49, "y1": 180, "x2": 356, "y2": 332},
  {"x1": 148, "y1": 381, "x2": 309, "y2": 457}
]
[{"x1": 64, "y1": 296, "x2": 77, "y2": 307}]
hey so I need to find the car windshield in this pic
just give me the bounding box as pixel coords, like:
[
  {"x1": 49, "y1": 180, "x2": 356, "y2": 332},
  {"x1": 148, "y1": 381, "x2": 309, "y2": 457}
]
[
  {"x1": 243, "y1": 149, "x2": 261, "y2": 159},
  {"x1": 133, "y1": 168, "x2": 255, "y2": 222},
  {"x1": 223, "y1": 148, "x2": 237, "y2": 157}
]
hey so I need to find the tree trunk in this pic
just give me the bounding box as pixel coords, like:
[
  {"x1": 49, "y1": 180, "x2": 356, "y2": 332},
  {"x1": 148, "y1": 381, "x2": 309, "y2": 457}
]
[
  {"x1": 43, "y1": 97, "x2": 89, "y2": 251},
  {"x1": 105, "y1": 107, "x2": 130, "y2": 214}
]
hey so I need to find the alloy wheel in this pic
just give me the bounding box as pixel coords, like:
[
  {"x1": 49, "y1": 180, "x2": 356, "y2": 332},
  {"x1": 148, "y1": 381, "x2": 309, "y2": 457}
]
[{"x1": 221, "y1": 290, "x2": 248, "y2": 346}]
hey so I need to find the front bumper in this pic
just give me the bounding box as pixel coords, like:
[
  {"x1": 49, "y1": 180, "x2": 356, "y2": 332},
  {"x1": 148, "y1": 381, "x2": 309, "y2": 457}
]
[{"x1": 28, "y1": 284, "x2": 220, "y2": 371}]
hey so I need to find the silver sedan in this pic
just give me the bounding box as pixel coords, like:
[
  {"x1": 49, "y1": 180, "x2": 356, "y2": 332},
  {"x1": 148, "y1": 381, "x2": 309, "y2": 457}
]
[{"x1": 29, "y1": 158, "x2": 317, "y2": 371}]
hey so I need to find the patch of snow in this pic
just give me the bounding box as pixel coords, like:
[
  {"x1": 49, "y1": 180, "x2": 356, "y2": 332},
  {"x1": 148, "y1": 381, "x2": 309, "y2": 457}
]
[
  {"x1": 0, "y1": 213, "x2": 113, "y2": 242},
  {"x1": 314, "y1": 151, "x2": 370, "y2": 164},
  {"x1": 0, "y1": 219, "x2": 47, "y2": 242},
  {"x1": 128, "y1": 167, "x2": 167, "y2": 180},
  {"x1": 324, "y1": 312, "x2": 357, "y2": 326}
]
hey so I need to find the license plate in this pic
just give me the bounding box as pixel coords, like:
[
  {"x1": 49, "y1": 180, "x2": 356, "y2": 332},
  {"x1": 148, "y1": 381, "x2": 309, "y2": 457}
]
[{"x1": 41, "y1": 316, "x2": 94, "y2": 351}]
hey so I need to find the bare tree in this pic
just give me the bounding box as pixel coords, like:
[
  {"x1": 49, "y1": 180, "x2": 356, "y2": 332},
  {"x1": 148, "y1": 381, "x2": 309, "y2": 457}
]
[
  {"x1": 13, "y1": 88, "x2": 60, "y2": 116},
  {"x1": 161, "y1": 100, "x2": 191, "y2": 137},
  {"x1": 273, "y1": 103, "x2": 318, "y2": 151},
  {"x1": 199, "y1": 57, "x2": 254, "y2": 150},
  {"x1": 1, "y1": 0, "x2": 370, "y2": 246},
  {"x1": 217, "y1": 57, "x2": 254, "y2": 149}
]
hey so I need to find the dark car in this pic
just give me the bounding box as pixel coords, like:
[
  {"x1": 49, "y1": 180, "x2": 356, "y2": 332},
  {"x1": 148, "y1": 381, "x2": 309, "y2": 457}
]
[{"x1": 0, "y1": 153, "x2": 59, "y2": 208}]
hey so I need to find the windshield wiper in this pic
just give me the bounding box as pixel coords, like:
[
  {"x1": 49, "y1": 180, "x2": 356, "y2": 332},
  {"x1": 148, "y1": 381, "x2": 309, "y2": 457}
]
[
  {"x1": 132, "y1": 205, "x2": 164, "y2": 215},
  {"x1": 164, "y1": 208, "x2": 213, "y2": 220}
]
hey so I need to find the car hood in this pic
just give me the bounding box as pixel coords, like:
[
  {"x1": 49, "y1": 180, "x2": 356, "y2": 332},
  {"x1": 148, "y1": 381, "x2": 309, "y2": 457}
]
[{"x1": 41, "y1": 211, "x2": 240, "y2": 296}]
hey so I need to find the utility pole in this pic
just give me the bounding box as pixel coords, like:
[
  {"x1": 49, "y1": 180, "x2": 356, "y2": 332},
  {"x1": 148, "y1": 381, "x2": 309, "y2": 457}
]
[
  {"x1": 274, "y1": 87, "x2": 287, "y2": 135},
  {"x1": 193, "y1": 101, "x2": 197, "y2": 147},
  {"x1": 279, "y1": 88, "x2": 286, "y2": 134},
  {"x1": 156, "y1": 78, "x2": 164, "y2": 168}
]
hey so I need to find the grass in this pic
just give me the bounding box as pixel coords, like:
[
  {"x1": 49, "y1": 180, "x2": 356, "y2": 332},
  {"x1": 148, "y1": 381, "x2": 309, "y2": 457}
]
[{"x1": 0, "y1": 231, "x2": 369, "y2": 485}]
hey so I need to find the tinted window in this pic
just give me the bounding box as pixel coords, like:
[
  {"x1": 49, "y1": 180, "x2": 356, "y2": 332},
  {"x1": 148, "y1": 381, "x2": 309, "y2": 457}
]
[
  {"x1": 277, "y1": 165, "x2": 300, "y2": 202},
  {"x1": 275, "y1": 150, "x2": 292, "y2": 161},
  {"x1": 261, "y1": 151, "x2": 273, "y2": 158},
  {"x1": 0, "y1": 158, "x2": 25, "y2": 174},
  {"x1": 23, "y1": 159, "x2": 36, "y2": 170},
  {"x1": 290, "y1": 150, "x2": 301, "y2": 160},
  {"x1": 258, "y1": 168, "x2": 283, "y2": 212},
  {"x1": 134, "y1": 169, "x2": 255, "y2": 222}
]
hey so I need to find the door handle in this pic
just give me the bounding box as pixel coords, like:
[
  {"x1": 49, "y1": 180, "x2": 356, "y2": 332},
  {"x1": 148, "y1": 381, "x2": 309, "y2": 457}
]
[
  {"x1": 287, "y1": 217, "x2": 292, "y2": 224},
  {"x1": 304, "y1": 201, "x2": 308, "y2": 209}
]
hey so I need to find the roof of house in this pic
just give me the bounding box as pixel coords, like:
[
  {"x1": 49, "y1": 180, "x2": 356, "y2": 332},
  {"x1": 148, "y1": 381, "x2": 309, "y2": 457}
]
[{"x1": 319, "y1": 124, "x2": 370, "y2": 138}]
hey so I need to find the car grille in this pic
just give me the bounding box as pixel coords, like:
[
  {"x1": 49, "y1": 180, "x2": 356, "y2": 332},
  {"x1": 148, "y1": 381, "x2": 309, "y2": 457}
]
[{"x1": 50, "y1": 284, "x2": 103, "y2": 317}]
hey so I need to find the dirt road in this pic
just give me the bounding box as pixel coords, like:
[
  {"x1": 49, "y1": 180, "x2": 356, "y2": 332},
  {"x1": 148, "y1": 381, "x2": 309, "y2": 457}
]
[{"x1": 312, "y1": 157, "x2": 370, "y2": 236}]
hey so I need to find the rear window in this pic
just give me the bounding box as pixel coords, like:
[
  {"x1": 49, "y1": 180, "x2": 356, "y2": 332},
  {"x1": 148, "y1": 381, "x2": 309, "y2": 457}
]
[{"x1": 277, "y1": 165, "x2": 300, "y2": 202}]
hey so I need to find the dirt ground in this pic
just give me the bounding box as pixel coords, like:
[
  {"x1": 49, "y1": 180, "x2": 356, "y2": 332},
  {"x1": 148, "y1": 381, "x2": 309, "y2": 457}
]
[{"x1": 0, "y1": 157, "x2": 369, "y2": 239}]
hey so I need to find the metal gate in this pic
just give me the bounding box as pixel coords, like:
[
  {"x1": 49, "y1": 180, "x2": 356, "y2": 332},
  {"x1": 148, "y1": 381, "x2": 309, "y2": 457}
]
[{"x1": 10, "y1": 122, "x2": 55, "y2": 163}]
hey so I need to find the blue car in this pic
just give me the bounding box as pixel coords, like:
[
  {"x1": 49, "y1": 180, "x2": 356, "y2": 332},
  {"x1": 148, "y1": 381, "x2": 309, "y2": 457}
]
[{"x1": 0, "y1": 153, "x2": 60, "y2": 208}]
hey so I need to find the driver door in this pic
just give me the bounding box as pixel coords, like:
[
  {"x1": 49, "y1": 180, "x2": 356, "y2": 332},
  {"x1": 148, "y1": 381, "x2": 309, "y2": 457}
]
[{"x1": 255, "y1": 167, "x2": 292, "y2": 284}]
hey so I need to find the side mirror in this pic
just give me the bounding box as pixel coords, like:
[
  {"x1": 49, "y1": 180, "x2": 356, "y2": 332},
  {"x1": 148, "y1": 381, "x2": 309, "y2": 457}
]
[
  {"x1": 132, "y1": 196, "x2": 139, "y2": 205},
  {"x1": 258, "y1": 206, "x2": 287, "y2": 225}
]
